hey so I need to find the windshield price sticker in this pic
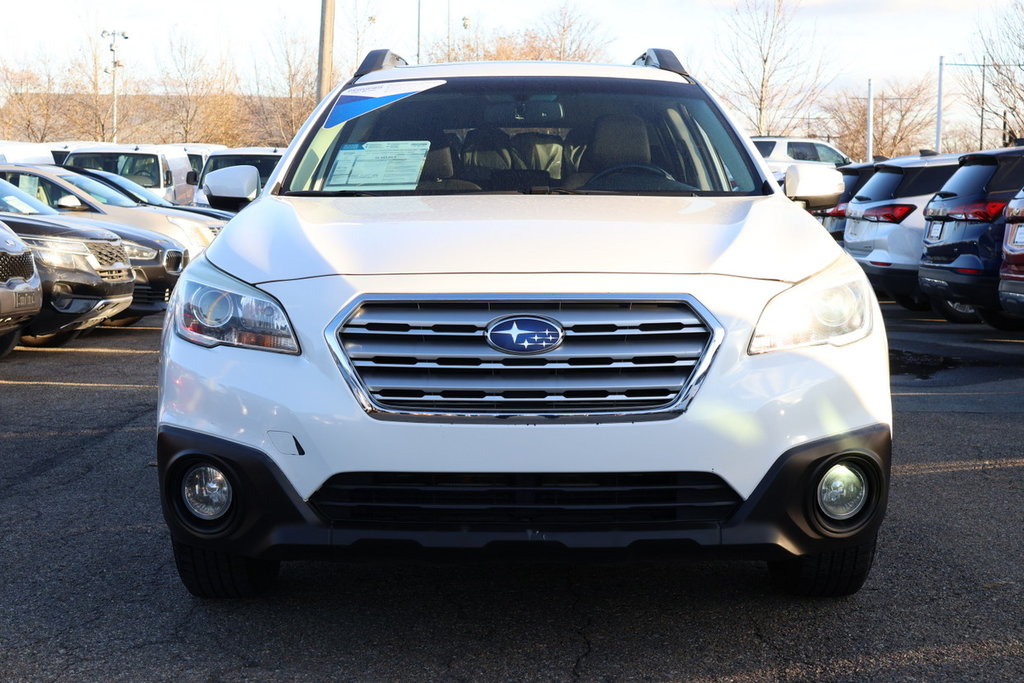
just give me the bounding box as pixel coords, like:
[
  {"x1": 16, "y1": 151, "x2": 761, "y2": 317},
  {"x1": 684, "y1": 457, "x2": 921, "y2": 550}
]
[{"x1": 325, "y1": 141, "x2": 431, "y2": 191}]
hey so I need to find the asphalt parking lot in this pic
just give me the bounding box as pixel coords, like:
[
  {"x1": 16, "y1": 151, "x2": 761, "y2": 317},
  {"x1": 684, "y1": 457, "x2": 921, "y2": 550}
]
[{"x1": 2, "y1": 304, "x2": 1023, "y2": 681}]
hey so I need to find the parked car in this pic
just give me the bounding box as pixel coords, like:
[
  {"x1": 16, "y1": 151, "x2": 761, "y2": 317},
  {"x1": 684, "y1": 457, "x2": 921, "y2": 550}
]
[
  {"x1": 0, "y1": 142, "x2": 54, "y2": 164},
  {"x1": 65, "y1": 166, "x2": 236, "y2": 222},
  {"x1": 999, "y1": 189, "x2": 1024, "y2": 316},
  {"x1": 0, "y1": 163, "x2": 222, "y2": 258},
  {"x1": 0, "y1": 220, "x2": 42, "y2": 357},
  {"x1": 49, "y1": 141, "x2": 96, "y2": 165},
  {"x1": 843, "y1": 154, "x2": 962, "y2": 314},
  {"x1": 919, "y1": 148, "x2": 1024, "y2": 330},
  {"x1": 192, "y1": 147, "x2": 282, "y2": 208},
  {"x1": 817, "y1": 162, "x2": 877, "y2": 243},
  {"x1": 159, "y1": 48, "x2": 891, "y2": 599},
  {"x1": 178, "y1": 144, "x2": 227, "y2": 176},
  {"x1": 64, "y1": 144, "x2": 198, "y2": 205},
  {"x1": 0, "y1": 178, "x2": 187, "y2": 326},
  {"x1": 752, "y1": 136, "x2": 852, "y2": 178},
  {"x1": 5, "y1": 215, "x2": 134, "y2": 346}
]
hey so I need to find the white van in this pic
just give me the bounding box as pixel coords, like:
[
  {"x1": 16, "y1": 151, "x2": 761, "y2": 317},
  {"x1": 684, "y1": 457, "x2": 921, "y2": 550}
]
[
  {"x1": 64, "y1": 143, "x2": 197, "y2": 204},
  {"x1": 172, "y1": 143, "x2": 228, "y2": 177},
  {"x1": 0, "y1": 141, "x2": 54, "y2": 164},
  {"x1": 193, "y1": 147, "x2": 282, "y2": 207}
]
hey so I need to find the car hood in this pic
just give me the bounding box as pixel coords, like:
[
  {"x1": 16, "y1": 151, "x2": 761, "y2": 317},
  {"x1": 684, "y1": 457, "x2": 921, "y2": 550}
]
[
  {"x1": 206, "y1": 194, "x2": 842, "y2": 285},
  {"x1": 0, "y1": 212, "x2": 120, "y2": 241},
  {"x1": 30, "y1": 213, "x2": 182, "y2": 249}
]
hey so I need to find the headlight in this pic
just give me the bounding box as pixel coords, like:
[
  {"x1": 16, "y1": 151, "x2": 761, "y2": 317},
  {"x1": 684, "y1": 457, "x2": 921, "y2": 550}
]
[
  {"x1": 20, "y1": 236, "x2": 90, "y2": 269},
  {"x1": 749, "y1": 257, "x2": 872, "y2": 355},
  {"x1": 123, "y1": 240, "x2": 159, "y2": 261},
  {"x1": 171, "y1": 257, "x2": 299, "y2": 354},
  {"x1": 167, "y1": 215, "x2": 214, "y2": 250}
]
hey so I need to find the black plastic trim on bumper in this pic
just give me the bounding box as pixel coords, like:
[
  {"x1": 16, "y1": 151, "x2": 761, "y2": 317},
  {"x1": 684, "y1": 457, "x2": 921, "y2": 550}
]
[
  {"x1": 157, "y1": 424, "x2": 891, "y2": 561},
  {"x1": 860, "y1": 263, "x2": 920, "y2": 298},
  {"x1": 998, "y1": 278, "x2": 1024, "y2": 315},
  {"x1": 918, "y1": 266, "x2": 1000, "y2": 308}
]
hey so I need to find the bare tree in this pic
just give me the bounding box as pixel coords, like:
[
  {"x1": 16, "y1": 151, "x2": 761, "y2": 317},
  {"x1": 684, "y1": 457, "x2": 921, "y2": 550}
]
[
  {"x1": 427, "y1": 2, "x2": 607, "y2": 63},
  {"x1": 960, "y1": 1, "x2": 1024, "y2": 149},
  {"x1": 821, "y1": 76, "x2": 936, "y2": 161},
  {"x1": 155, "y1": 35, "x2": 243, "y2": 144},
  {"x1": 0, "y1": 55, "x2": 69, "y2": 141},
  {"x1": 246, "y1": 22, "x2": 318, "y2": 146},
  {"x1": 717, "y1": 0, "x2": 831, "y2": 136}
]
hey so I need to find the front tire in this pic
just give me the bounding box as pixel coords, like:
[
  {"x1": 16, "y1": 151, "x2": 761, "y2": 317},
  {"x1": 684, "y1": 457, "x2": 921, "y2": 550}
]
[
  {"x1": 172, "y1": 541, "x2": 280, "y2": 598},
  {"x1": 768, "y1": 536, "x2": 877, "y2": 597},
  {"x1": 19, "y1": 330, "x2": 81, "y2": 347},
  {"x1": 929, "y1": 297, "x2": 981, "y2": 324},
  {"x1": 976, "y1": 307, "x2": 1024, "y2": 331},
  {"x1": 0, "y1": 329, "x2": 20, "y2": 359}
]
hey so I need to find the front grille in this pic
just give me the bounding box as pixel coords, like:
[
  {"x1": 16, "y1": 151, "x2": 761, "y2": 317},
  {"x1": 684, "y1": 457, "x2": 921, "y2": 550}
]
[
  {"x1": 310, "y1": 471, "x2": 742, "y2": 530},
  {"x1": 0, "y1": 251, "x2": 34, "y2": 282},
  {"x1": 335, "y1": 298, "x2": 716, "y2": 417},
  {"x1": 98, "y1": 268, "x2": 132, "y2": 282},
  {"x1": 132, "y1": 283, "x2": 171, "y2": 305},
  {"x1": 87, "y1": 241, "x2": 128, "y2": 267}
]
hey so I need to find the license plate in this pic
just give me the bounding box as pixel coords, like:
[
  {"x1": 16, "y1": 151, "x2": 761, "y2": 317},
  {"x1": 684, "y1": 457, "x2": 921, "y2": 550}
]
[
  {"x1": 15, "y1": 291, "x2": 38, "y2": 309},
  {"x1": 927, "y1": 223, "x2": 943, "y2": 240},
  {"x1": 1014, "y1": 226, "x2": 1024, "y2": 246}
]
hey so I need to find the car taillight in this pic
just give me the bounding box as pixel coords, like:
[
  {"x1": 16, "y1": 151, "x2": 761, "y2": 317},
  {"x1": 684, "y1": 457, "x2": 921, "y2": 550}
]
[
  {"x1": 826, "y1": 202, "x2": 848, "y2": 218},
  {"x1": 946, "y1": 201, "x2": 1007, "y2": 222},
  {"x1": 863, "y1": 204, "x2": 915, "y2": 223},
  {"x1": 1006, "y1": 198, "x2": 1024, "y2": 223}
]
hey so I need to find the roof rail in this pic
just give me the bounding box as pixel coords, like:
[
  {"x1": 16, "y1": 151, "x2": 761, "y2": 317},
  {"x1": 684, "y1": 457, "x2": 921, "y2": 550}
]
[
  {"x1": 633, "y1": 49, "x2": 689, "y2": 78},
  {"x1": 352, "y1": 49, "x2": 408, "y2": 80}
]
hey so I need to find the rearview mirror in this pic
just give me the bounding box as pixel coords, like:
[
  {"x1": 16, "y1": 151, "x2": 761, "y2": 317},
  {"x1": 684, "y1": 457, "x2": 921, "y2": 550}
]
[
  {"x1": 203, "y1": 165, "x2": 260, "y2": 212},
  {"x1": 784, "y1": 164, "x2": 844, "y2": 211},
  {"x1": 185, "y1": 170, "x2": 198, "y2": 185}
]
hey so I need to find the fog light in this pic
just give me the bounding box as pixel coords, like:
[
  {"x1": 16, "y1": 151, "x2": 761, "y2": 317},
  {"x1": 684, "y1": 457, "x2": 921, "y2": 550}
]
[
  {"x1": 817, "y1": 462, "x2": 867, "y2": 520},
  {"x1": 181, "y1": 464, "x2": 233, "y2": 520}
]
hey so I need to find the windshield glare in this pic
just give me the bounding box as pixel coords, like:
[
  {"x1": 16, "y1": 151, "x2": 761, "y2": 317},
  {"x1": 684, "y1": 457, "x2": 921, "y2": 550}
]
[
  {"x1": 0, "y1": 178, "x2": 57, "y2": 215},
  {"x1": 285, "y1": 76, "x2": 762, "y2": 196},
  {"x1": 60, "y1": 173, "x2": 139, "y2": 207}
]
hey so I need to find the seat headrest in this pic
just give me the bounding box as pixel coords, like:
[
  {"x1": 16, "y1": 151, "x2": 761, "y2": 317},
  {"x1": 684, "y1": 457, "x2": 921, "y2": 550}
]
[{"x1": 588, "y1": 115, "x2": 650, "y2": 168}]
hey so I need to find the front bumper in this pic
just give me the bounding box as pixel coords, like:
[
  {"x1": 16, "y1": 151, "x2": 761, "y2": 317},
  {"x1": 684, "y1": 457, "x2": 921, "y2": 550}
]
[
  {"x1": 158, "y1": 424, "x2": 891, "y2": 561},
  {"x1": 26, "y1": 264, "x2": 135, "y2": 335}
]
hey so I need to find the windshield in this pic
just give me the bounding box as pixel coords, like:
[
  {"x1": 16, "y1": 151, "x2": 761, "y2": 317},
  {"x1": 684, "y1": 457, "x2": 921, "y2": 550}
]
[
  {"x1": 65, "y1": 152, "x2": 163, "y2": 188},
  {"x1": 59, "y1": 173, "x2": 139, "y2": 207},
  {"x1": 94, "y1": 170, "x2": 172, "y2": 206},
  {"x1": 202, "y1": 154, "x2": 281, "y2": 186},
  {"x1": 0, "y1": 178, "x2": 57, "y2": 215},
  {"x1": 284, "y1": 76, "x2": 763, "y2": 196}
]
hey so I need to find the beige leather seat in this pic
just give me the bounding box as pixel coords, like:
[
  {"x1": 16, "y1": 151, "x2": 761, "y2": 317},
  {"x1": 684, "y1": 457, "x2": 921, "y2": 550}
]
[
  {"x1": 562, "y1": 115, "x2": 651, "y2": 189},
  {"x1": 417, "y1": 143, "x2": 481, "y2": 192},
  {"x1": 511, "y1": 132, "x2": 564, "y2": 180}
]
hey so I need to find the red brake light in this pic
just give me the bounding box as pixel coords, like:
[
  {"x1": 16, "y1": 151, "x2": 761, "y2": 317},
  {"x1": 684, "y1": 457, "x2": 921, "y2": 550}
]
[
  {"x1": 826, "y1": 202, "x2": 848, "y2": 218},
  {"x1": 863, "y1": 204, "x2": 915, "y2": 223},
  {"x1": 947, "y1": 201, "x2": 1007, "y2": 222}
]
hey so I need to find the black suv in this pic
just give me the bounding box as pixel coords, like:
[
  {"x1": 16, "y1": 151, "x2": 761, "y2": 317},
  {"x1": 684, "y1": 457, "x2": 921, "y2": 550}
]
[{"x1": 919, "y1": 148, "x2": 1024, "y2": 330}]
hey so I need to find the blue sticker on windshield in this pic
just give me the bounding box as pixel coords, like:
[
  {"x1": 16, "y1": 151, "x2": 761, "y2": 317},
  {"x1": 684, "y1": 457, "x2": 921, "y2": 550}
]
[{"x1": 324, "y1": 80, "x2": 446, "y2": 129}]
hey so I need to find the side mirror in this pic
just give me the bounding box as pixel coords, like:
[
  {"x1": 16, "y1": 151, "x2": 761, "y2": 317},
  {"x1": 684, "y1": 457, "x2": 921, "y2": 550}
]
[
  {"x1": 203, "y1": 165, "x2": 260, "y2": 212},
  {"x1": 55, "y1": 194, "x2": 87, "y2": 211},
  {"x1": 784, "y1": 164, "x2": 844, "y2": 211},
  {"x1": 163, "y1": 169, "x2": 173, "y2": 187},
  {"x1": 185, "y1": 170, "x2": 198, "y2": 185}
]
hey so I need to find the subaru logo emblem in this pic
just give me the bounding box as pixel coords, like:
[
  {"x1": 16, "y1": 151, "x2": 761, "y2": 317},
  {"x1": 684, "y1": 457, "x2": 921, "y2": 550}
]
[{"x1": 486, "y1": 315, "x2": 565, "y2": 355}]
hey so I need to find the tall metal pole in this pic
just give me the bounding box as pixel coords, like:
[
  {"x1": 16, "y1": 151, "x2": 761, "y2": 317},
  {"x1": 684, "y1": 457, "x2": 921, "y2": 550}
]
[
  {"x1": 317, "y1": 0, "x2": 336, "y2": 102},
  {"x1": 935, "y1": 55, "x2": 944, "y2": 153},
  {"x1": 417, "y1": 0, "x2": 423, "y2": 64},
  {"x1": 866, "y1": 79, "x2": 874, "y2": 162},
  {"x1": 979, "y1": 54, "x2": 987, "y2": 150},
  {"x1": 101, "y1": 30, "x2": 127, "y2": 144}
]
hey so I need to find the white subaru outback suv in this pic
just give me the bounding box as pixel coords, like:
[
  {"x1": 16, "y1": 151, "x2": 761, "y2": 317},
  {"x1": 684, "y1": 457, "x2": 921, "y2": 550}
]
[{"x1": 159, "y1": 49, "x2": 891, "y2": 598}]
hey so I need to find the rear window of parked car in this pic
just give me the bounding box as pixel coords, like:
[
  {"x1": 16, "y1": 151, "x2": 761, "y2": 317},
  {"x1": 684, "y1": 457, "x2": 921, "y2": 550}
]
[{"x1": 856, "y1": 165, "x2": 957, "y2": 201}]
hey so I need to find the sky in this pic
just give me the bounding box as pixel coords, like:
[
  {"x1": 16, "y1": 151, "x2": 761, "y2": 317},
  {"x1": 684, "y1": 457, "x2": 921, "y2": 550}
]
[{"x1": 1, "y1": 0, "x2": 1010, "y2": 129}]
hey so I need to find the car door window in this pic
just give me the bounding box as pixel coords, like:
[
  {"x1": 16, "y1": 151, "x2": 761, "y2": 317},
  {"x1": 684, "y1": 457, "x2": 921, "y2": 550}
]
[
  {"x1": 815, "y1": 144, "x2": 846, "y2": 165},
  {"x1": 0, "y1": 172, "x2": 84, "y2": 209},
  {"x1": 787, "y1": 142, "x2": 818, "y2": 161}
]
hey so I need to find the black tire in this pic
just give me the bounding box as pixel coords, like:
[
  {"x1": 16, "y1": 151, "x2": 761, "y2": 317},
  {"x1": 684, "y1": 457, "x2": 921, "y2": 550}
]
[
  {"x1": 890, "y1": 293, "x2": 932, "y2": 312},
  {"x1": 0, "y1": 330, "x2": 20, "y2": 359},
  {"x1": 172, "y1": 541, "x2": 280, "y2": 598},
  {"x1": 976, "y1": 307, "x2": 1024, "y2": 331},
  {"x1": 929, "y1": 297, "x2": 981, "y2": 324},
  {"x1": 18, "y1": 329, "x2": 81, "y2": 347},
  {"x1": 768, "y1": 536, "x2": 877, "y2": 597},
  {"x1": 102, "y1": 315, "x2": 144, "y2": 328}
]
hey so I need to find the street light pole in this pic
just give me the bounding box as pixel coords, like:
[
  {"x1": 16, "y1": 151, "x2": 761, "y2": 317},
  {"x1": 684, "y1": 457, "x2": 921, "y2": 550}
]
[
  {"x1": 101, "y1": 30, "x2": 127, "y2": 143},
  {"x1": 866, "y1": 79, "x2": 874, "y2": 162},
  {"x1": 935, "y1": 55, "x2": 944, "y2": 153},
  {"x1": 317, "y1": 0, "x2": 336, "y2": 102}
]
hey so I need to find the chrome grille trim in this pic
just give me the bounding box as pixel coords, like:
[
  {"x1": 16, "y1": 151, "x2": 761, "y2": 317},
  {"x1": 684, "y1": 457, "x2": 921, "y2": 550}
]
[
  {"x1": 325, "y1": 294, "x2": 724, "y2": 424},
  {"x1": 86, "y1": 240, "x2": 129, "y2": 268},
  {"x1": 0, "y1": 251, "x2": 35, "y2": 282}
]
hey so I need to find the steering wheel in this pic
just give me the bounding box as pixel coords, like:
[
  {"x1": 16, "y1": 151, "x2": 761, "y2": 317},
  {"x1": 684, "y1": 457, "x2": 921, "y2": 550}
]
[{"x1": 585, "y1": 163, "x2": 676, "y2": 185}]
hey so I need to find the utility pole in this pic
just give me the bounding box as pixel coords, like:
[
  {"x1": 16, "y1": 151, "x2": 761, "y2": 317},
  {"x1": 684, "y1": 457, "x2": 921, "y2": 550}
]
[
  {"x1": 101, "y1": 30, "x2": 127, "y2": 143},
  {"x1": 317, "y1": 0, "x2": 336, "y2": 102},
  {"x1": 935, "y1": 55, "x2": 944, "y2": 153},
  {"x1": 866, "y1": 79, "x2": 874, "y2": 162}
]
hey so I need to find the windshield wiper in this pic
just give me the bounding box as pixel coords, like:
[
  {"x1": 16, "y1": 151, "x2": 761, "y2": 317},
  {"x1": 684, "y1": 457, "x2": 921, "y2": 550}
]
[{"x1": 281, "y1": 190, "x2": 382, "y2": 197}]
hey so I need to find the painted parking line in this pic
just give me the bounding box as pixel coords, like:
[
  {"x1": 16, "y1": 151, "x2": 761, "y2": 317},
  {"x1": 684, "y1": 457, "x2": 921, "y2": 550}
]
[
  {"x1": 14, "y1": 347, "x2": 160, "y2": 354},
  {"x1": 0, "y1": 379, "x2": 157, "y2": 389},
  {"x1": 894, "y1": 458, "x2": 1024, "y2": 476},
  {"x1": 0, "y1": 425, "x2": 154, "y2": 439}
]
